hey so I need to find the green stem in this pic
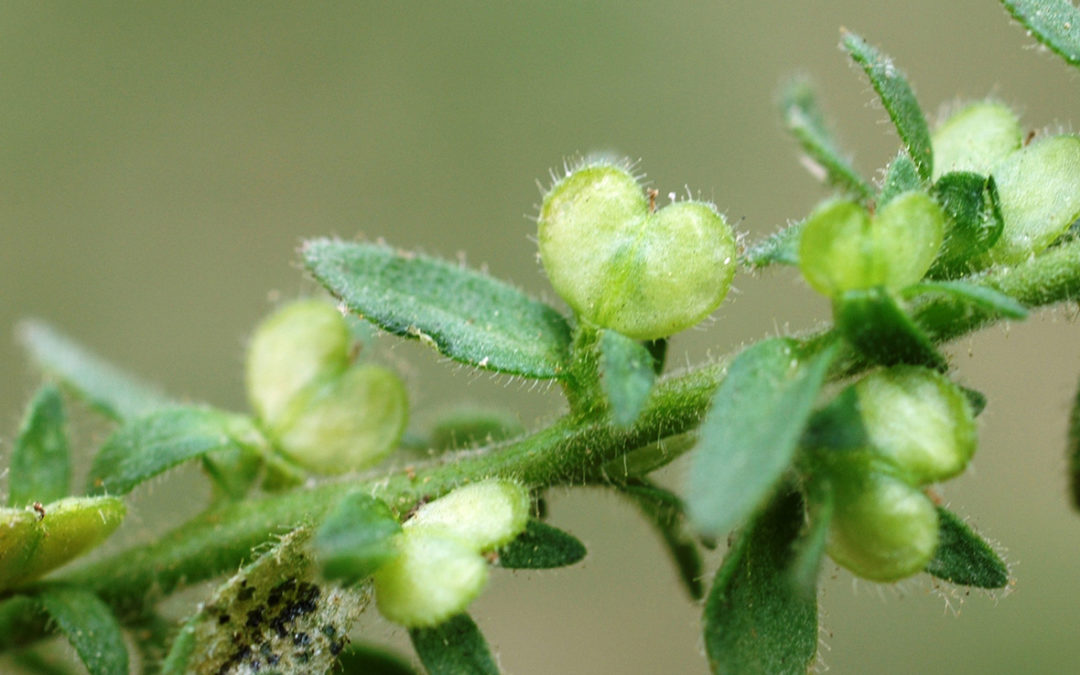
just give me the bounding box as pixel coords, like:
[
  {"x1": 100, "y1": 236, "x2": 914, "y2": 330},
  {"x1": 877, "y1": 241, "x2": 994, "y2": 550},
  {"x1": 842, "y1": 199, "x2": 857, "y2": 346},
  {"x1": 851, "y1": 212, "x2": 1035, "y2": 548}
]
[{"x1": 4, "y1": 238, "x2": 1078, "y2": 646}]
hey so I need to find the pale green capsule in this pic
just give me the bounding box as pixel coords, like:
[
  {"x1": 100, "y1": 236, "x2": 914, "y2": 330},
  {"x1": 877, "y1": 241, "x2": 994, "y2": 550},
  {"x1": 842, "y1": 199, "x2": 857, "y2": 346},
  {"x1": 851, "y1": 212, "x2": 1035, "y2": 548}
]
[
  {"x1": 405, "y1": 479, "x2": 530, "y2": 552},
  {"x1": 932, "y1": 101, "x2": 1022, "y2": 180}
]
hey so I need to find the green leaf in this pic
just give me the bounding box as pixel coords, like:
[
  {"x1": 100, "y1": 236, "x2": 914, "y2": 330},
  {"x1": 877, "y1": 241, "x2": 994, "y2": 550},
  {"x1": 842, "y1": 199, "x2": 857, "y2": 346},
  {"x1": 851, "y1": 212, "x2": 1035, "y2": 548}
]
[
  {"x1": 495, "y1": 518, "x2": 586, "y2": 569},
  {"x1": 789, "y1": 488, "x2": 834, "y2": 596},
  {"x1": 1002, "y1": 0, "x2": 1080, "y2": 67},
  {"x1": 687, "y1": 338, "x2": 837, "y2": 537},
  {"x1": 903, "y1": 281, "x2": 1028, "y2": 320},
  {"x1": 599, "y1": 329, "x2": 657, "y2": 427},
  {"x1": 87, "y1": 407, "x2": 249, "y2": 495},
  {"x1": 843, "y1": 31, "x2": 933, "y2": 181},
  {"x1": 410, "y1": 613, "x2": 499, "y2": 675},
  {"x1": 962, "y1": 386, "x2": 988, "y2": 417},
  {"x1": 925, "y1": 507, "x2": 1009, "y2": 588},
  {"x1": 315, "y1": 491, "x2": 402, "y2": 585},
  {"x1": 37, "y1": 587, "x2": 128, "y2": 675},
  {"x1": 779, "y1": 77, "x2": 872, "y2": 199},
  {"x1": 741, "y1": 222, "x2": 803, "y2": 268},
  {"x1": 929, "y1": 172, "x2": 1004, "y2": 277},
  {"x1": 704, "y1": 490, "x2": 817, "y2": 675},
  {"x1": 619, "y1": 480, "x2": 704, "y2": 599},
  {"x1": 16, "y1": 320, "x2": 173, "y2": 422},
  {"x1": 336, "y1": 643, "x2": 418, "y2": 675},
  {"x1": 833, "y1": 287, "x2": 948, "y2": 371},
  {"x1": 800, "y1": 387, "x2": 870, "y2": 453},
  {"x1": 1069, "y1": 371, "x2": 1080, "y2": 511},
  {"x1": 302, "y1": 239, "x2": 572, "y2": 378},
  {"x1": 10, "y1": 385, "x2": 70, "y2": 506},
  {"x1": 878, "y1": 152, "x2": 922, "y2": 207}
]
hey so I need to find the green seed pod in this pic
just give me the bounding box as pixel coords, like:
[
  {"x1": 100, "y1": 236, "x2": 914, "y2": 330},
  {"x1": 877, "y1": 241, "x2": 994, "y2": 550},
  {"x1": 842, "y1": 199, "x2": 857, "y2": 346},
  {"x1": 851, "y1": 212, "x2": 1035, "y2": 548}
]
[
  {"x1": 0, "y1": 496, "x2": 125, "y2": 591},
  {"x1": 980, "y1": 134, "x2": 1080, "y2": 265},
  {"x1": 274, "y1": 363, "x2": 408, "y2": 474},
  {"x1": 798, "y1": 192, "x2": 944, "y2": 297},
  {"x1": 373, "y1": 530, "x2": 488, "y2": 628},
  {"x1": 825, "y1": 461, "x2": 939, "y2": 582},
  {"x1": 538, "y1": 162, "x2": 736, "y2": 340},
  {"x1": 932, "y1": 101, "x2": 1022, "y2": 180},
  {"x1": 246, "y1": 300, "x2": 350, "y2": 426},
  {"x1": 856, "y1": 366, "x2": 976, "y2": 484},
  {"x1": 405, "y1": 479, "x2": 530, "y2": 552}
]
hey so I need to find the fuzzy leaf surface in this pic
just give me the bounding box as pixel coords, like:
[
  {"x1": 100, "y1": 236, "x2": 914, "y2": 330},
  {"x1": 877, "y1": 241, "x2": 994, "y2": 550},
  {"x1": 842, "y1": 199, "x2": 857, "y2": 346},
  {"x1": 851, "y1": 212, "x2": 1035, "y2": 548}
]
[
  {"x1": 600, "y1": 329, "x2": 657, "y2": 427},
  {"x1": 687, "y1": 338, "x2": 836, "y2": 537},
  {"x1": 1002, "y1": 0, "x2": 1080, "y2": 66},
  {"x1": 496, "y1": 518, "x2": 586, "y2": 569},
  {"x1": 620, "y1": 480, "x2": 705, "y2": 599},
  {"x1": 925, "y1": 507, "x2": 1009, "y2": 588},
  {"x1": 742, "y1": 222, "x2": 803, "y2": 268},
  {"x1": 780, "y1": 77, "x2": 872, "y2": 198},
  {"x1": 315, "y1": 491, "x2": 402, "y2": 585},
  {"x1": 410, "y1": 613, "x2": 499, "y2": 675},
  {"x1": 17, "y1": 320, "x2": 173, "y2": 422},
  {"x1": 704, "y1": 490, "x2": 817, "y2": 675},
  {"x1": 38, "y1": 587, "x2": 128, "y2": 675},
  {"x1": 843, "y1": 31, "x2": 933, "y2": 180},
  {"x1": 878, "y1": 152, "x2": 922, "y2": 207},
  {"x1": 88, "y1": 407, "x2": 246, "y2": 495},
  {"x1": 10, "y1": 385, "x2": 70, "y2": 506},
  {"x1": 904, "y1": 281, "x2": 1028, "y2": 320},
  {"x1": 303, "y1": 239, "x2": 572, "y2": 378},
  {"x1": 929, "y1": 172, "x2": 1004, "y2": 277},
  {"x1": 834, "y1": 288, "x2": 947, "y2": 371}
]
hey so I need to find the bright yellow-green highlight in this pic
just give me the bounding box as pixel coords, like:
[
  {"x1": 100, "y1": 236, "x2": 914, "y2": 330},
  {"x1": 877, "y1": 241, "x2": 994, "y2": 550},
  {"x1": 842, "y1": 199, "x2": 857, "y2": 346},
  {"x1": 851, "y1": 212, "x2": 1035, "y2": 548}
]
[
  {"x1": 405, "y1": 479, "x2": 530, "y2": 552},
  {"x1": 932, "y1": 101, "x2": 1022, "y2": 180}
]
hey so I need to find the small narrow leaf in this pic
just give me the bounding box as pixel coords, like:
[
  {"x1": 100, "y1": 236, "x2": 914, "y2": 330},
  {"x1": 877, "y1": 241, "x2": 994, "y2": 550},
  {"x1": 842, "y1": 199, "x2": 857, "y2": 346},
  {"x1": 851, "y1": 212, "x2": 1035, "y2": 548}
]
[
  {"x1": 904, "y1": 281, "x2": 1028, "y2": 320},
  {"x1": 779, "y1": 77, "x2": 872, "y2": 199},
  {"x1": 88, "y1": 407, "x2": 250, "y2": 495},
  {"x1": 1069, "y1": 371, "x2": 1080, "y2": 511},
  {"x1": 16, "y1": 319, "x2": 173, "y2": 422},
  {"x1": 843, "y1": 31, "x2": 933, "y2": 181},
  {"x1": 599, "y1": 329, "x2": 657, "y2": 427},
  {"x1": 37, "y1": 587, "x2": 128, "y2": 675},
  {"x1": 410, "y1": 613, "x2": 499, "y2": 675},
  {"x1": 496, "y1": 518, "x2": 586, "y2": 569},
  {"x1": 962, "y1": 386, "x2": 988, "y2": 417},
  {"x1": 688, "y1": 338, "x2": 837, "y2": 537},
  {"x1": 878, "y1": 152, "x2": 922, "y2": 207},
  {"x1": 704, "y1": 490, "x2": 817, "y2": 675},
  {"x1": 315, "y1": 491, "x2": 402, "y2": 585},
  {"x1": 10, "y1": 385, "x2": 70, "y2": 506},
  {"x1": 741, "y1": 222, "x2": 803, "y2": 268},
  {"x1": 1002, "y1": 0, "x2": 1080, "y2": 67},
  {"x1": 789, "y1": 489, "x2": 834, "y2": 596},
  {"x1": 645, "y1": 338, "x2": 668, "y2": 375},
  {"x1": 833, "y1": 288, "x2": 948, "y2": 371},
  {"x1": 303, "y1": 239, "x2": 572, "y2": 378},
  {"x1": 925, "y1": 507, "x2": 1009, "y2": 588},
  {"x1": 929, "y1": 172, "x2": 1004, "y2": 277},
  {"x1": 620, "y1": 480, "x2": 704, "y2": 599},
  {"x1": 336, "y1": 643, "x2": 418, "y2": 675}
]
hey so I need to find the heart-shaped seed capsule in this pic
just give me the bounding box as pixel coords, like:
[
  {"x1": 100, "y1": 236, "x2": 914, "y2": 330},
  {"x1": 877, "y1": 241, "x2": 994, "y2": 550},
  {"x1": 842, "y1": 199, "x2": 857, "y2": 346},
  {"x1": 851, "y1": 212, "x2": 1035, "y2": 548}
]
[
  {"x1": 798, "y1": 191, "x2": 944, "y2": 297},
  {"x1": 538, "y1": 162, "x2": 736, "y2": 340}
]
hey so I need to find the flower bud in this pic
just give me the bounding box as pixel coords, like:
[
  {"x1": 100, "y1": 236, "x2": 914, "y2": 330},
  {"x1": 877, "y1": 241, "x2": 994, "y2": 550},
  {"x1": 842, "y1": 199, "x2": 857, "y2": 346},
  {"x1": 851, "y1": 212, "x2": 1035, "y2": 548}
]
[
  {"x1": 246, "y1": 300, "x2": 350, "y2": 426},
  {"x1": 538, "y1": 161, "x2": 736, "y2": 340},
  {"x1": 799, "y1": 192, "x2": 944, "y2": 297},
  {"x1": 932, "y1": 101, "x2": 1022, "y2": 180},
  {"x1": 274, "y1": 363, "x2": 408, "y2": 474},
  {"x1": 373, "y1": 529, "x2": 488, "y2": 628},
  {"x1": 405, "y1": 479, "x2": 530, "y2": 552},
  {"x1": 856, "y1": 366, "x2": 976, "y2": 484}
]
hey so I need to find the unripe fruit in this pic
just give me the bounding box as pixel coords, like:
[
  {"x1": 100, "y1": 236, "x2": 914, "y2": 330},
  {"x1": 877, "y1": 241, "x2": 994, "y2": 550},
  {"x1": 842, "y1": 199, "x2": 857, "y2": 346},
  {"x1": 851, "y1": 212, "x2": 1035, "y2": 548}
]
[
  {"x1": 373, "y1": 530, "x2": 488, "y2": 628},
  {"x1": 856, "y1": 366, "x2": 976, "y2": 484},
  {"x1": 405, "y1": 479, "x2": 530, "y2": 552},
  {"x1": 538, "y1": 162, "x2": 736, "y2": 340},
  {"x1": 246, "y1": 300, "x2": 349, "y2": 425},
  {"x1": 274, "y1": 364, "x2": 408, "y2": 474},
  {"x1": 932, "y1": 101, "x2": 1022, "y2": 180},
  {"x1": 826, "y1": 461, "x2": 939, "y2": 582},
  {"x1": 798, "y1": 192, "x2": 944, "y2": 297}
]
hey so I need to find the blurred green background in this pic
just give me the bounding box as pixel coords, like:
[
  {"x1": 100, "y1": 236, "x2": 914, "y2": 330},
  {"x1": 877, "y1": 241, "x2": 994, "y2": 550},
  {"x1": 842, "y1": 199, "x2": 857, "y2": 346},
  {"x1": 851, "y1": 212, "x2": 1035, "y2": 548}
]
[{"x1": 2, "y1": 2, "x2": 1079, "y2": 673}]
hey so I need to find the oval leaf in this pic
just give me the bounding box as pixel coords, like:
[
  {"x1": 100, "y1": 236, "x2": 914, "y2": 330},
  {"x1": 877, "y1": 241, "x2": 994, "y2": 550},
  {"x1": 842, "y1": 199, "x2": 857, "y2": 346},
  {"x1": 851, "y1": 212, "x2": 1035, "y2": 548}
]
[
  {"x1": 833, "y1": 287, "x2": 948, "y2": 371},
  {"x1": 315, "y1": 491, "x2": 402, "y2": 585},
  {"x1": 687, "y1": 338, "x2": 837, "y2": 537},
  {"x1": 496, "y1": 518, "x2": 586, "y2": 570},
  {"x1": 38, "y1": 587, "x2": 128, "y2": 675},
  {"x1": 1002, "y1": 0, "x2": 1080, "y2": 67},
  {"x1": 843, "y1": 31, "x2": 933, "y2": 181},
  {"x1": 600, "y1": 329, "x2": 657, "y2": 428},
  {"x1": 10, "y1": 385, "x2": 70, "y2": 506},
  {"x1": 302, "y1": 239, "x2": 572, "y2": 378},
  {"x1": 88, "y1": 407, "x2": 249, "y2": 495},
  {"x1": 925, "y1": 507, "x2": 1009, "y2": 588},
  {"x1": 410, "y1": 613, "x2": 499, "y2": 675},
  {"x1": 704, "y1": 490, "x2": 817, "y2": 675}
]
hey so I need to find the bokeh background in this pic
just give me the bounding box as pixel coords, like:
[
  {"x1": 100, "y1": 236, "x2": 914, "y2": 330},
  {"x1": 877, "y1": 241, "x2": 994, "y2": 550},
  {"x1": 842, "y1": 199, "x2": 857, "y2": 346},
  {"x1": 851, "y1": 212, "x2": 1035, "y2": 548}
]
[{"x1": 3, "y1": 2, "x2": 1079, "y2": 673}]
